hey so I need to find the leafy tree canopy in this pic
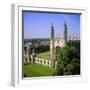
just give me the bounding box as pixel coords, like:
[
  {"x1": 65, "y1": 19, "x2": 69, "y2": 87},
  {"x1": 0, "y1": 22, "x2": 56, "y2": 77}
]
[{"x1": 55, "y1": 45, "x2": 80, "y2": 75}]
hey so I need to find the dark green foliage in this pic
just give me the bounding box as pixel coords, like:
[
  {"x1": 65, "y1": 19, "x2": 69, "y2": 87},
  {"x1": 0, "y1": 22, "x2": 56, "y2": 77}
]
[
  {"x1": 24, "y1": 38, "x2": 50, "y2": 54},
  {"x1": 35, "y1": 45, "x2": 50, "y2": 53},
  {"x1": 55, "y1": 45, "x2": 80, "y2": 75}
]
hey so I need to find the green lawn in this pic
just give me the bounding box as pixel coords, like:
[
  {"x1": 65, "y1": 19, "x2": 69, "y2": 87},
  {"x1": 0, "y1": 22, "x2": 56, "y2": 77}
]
[
  {"x1": 37, "y1": 51, "x2": 51, "y2": 60},
  {"x1": 24, "y1": 63, "x2": 55, "y2": 77}
]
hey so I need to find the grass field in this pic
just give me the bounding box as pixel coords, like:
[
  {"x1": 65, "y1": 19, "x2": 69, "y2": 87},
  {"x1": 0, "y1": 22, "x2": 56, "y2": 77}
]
[
  {"x1": 24, "y1": 63, "x2": 55, "y2": 77},
  {"x1": 37, "y1": 51, "x2": 51, "y2": 60}
]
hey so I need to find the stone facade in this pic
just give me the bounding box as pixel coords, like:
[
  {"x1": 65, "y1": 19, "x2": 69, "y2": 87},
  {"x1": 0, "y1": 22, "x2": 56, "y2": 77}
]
[{"x1": 50, "y1": 22, "x2": 80, "y2": 68}]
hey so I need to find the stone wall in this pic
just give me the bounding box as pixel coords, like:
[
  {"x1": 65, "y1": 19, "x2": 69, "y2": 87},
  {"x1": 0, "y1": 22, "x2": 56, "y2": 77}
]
[
  {"x1": 34, "y1": 57, "x2": 57, "y2": 68},
  {"x1": 35, "y1": 57, "x2": 52, "y2": 67},
  {"x1": 24, "y1": 51, "x2": 57, "y2": 68}
]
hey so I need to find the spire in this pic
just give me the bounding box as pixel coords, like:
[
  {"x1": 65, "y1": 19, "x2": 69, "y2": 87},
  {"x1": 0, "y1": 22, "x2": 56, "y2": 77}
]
[
  {"x1": 64, "y1": 21, "x2": 67, "y2": 30},
  {"x1": 51, "y1": 23, "x2": 54, "y2": 39},
  {"x1": 63, "y1": 21, "x2": 68, "y2": 45},
  {"x1": 50, "y1": 23, "x2": 55, "y2": 68},
  {"x1": 51, "y1": 23, "x2": 54, "y2": 32}
]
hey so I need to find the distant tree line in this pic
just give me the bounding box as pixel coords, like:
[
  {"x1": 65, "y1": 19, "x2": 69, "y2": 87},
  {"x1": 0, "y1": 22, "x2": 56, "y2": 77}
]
[
  {"x1": 24, "y1": 38, "x2": 50, "y2": 54},
  {"x1": 24, "y1": 38, "x2": 50, "y2": 45},
  {"x1": 24, "y1": 44, "x2": 50, "y2": 54}
]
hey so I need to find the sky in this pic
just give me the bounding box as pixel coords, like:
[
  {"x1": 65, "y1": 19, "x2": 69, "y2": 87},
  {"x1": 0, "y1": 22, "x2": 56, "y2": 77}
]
[{"x1": 23, "y1": 11, "x2": 80, "y2": 39}]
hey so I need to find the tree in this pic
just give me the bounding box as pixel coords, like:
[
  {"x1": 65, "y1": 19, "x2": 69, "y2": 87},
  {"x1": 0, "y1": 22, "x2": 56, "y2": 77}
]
[{"x1": 55, "y1": 45, "x2": 80, "y2": 75}]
